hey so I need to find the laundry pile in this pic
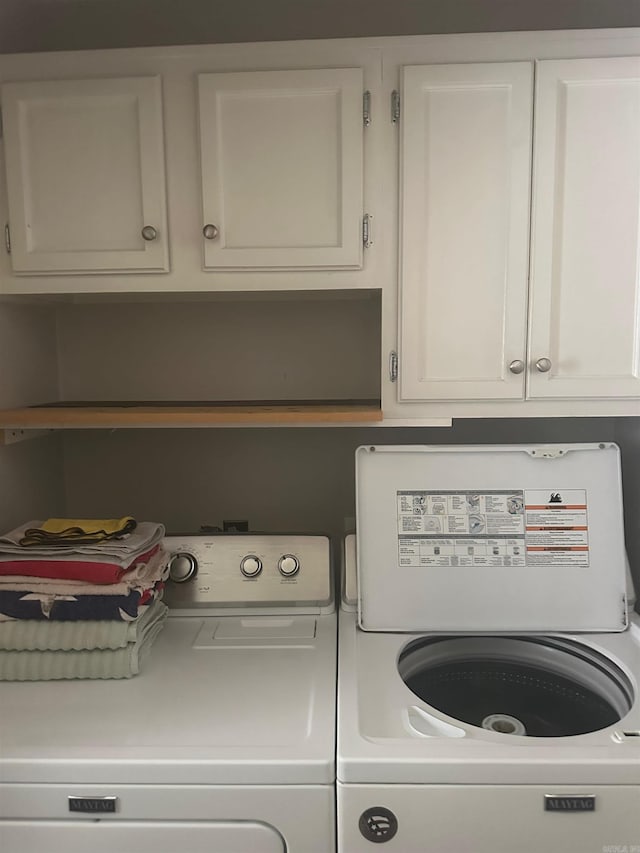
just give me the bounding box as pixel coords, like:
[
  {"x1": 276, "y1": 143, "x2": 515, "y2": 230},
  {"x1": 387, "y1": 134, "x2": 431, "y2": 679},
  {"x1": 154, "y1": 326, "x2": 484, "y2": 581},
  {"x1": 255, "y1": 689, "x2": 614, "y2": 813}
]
[{"x1": 0, "y1": 517, "x2": 169, "y2": 680}]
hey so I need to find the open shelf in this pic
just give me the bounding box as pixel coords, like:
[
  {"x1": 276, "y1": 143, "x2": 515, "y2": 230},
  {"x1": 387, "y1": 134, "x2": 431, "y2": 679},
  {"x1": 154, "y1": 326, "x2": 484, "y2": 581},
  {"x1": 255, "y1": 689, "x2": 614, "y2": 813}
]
[{"x1": 0, "y1": 400, "x2": 383, "y2": 429}]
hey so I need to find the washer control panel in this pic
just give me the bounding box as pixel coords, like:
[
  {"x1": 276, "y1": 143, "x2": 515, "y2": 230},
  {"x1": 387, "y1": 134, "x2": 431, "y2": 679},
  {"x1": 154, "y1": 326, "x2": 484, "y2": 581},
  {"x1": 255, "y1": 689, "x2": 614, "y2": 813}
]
[{"x1": 163, "y1": 534, "x2": 331, "y2": 608}]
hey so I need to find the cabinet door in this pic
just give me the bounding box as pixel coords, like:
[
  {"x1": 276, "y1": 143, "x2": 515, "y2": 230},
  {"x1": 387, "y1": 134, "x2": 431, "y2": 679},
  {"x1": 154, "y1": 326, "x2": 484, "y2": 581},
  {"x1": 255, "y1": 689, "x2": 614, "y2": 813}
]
[
  {"x1": 529, "y1": 57, "x2": 640, "y2": 399},
  {"x1": 198, "y1": 69, "x2": 363, "y2": 269},
  {"x1": 2, "y1": 76, "x2": 169, "y2": 274},
  {"x1": 398, "y1": 63, "x2": 533, "y2": 401}
]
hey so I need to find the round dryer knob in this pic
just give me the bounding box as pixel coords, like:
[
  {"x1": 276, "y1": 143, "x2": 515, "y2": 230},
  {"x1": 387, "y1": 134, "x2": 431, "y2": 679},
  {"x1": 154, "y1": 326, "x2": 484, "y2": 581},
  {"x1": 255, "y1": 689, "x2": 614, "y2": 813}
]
[
  {"x1": 278, "y1": 554, "x2": 300, "y2": 577},
  {"x1": 168, "y1": 552, "x2": 198, "y2": 583},
  {"x1": 240, "y1": 555, "x2": 263, "y2": 577}
]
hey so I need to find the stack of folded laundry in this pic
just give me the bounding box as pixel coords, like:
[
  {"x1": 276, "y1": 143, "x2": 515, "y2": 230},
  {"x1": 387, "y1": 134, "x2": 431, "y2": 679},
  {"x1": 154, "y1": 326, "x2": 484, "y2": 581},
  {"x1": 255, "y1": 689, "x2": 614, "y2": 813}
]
[{"x1": 0, "y1": 517, "x2": 169, "y2": 681}]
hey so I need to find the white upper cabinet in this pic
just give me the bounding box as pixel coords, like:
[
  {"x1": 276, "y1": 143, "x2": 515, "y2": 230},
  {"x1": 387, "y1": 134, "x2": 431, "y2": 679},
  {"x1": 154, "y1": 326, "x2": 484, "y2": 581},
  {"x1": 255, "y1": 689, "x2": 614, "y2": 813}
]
[
  {"x1": 197, "y1": 68, "x2": 364, "y2": 269},
  {"x1": 398, "y1": 63, "x2": 533, "y2": 401},
  {"x1": 2, "y1": 76, "x2": 169, "y2": 274},
  {"x1": 528, "y1": 56, "x2": 640, "y2": 399}
]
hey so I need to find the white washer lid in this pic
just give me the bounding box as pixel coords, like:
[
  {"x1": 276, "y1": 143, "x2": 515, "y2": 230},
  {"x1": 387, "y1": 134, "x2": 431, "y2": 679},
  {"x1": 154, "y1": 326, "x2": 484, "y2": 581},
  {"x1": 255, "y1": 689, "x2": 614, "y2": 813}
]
[{"x1": 355, "y1": 443, "x2": 628, "y2": 633}]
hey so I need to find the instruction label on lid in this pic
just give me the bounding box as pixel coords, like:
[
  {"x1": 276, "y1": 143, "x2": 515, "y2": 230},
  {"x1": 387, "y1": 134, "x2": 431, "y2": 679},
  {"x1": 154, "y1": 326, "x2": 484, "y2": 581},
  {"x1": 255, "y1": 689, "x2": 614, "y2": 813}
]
[{"x1": 397, "y1": 489, "x2": 589, "y2": 568}]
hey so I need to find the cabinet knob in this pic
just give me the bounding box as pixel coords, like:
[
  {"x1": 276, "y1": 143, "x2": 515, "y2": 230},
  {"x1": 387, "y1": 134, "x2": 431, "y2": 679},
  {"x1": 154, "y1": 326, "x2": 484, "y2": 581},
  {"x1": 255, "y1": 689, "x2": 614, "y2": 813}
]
[
  {"x1": 203, "y1": 224, "x2": 219, "y2": 240},
  {"x1": 508, "y1": 359, "x2": 525, "y2": 375},
  {"x1": 141, "y1": 225, "x2": 158, "y2": 241},
  {"x1": 535, "y1": 357, "x2": 552, "y2": 373}
]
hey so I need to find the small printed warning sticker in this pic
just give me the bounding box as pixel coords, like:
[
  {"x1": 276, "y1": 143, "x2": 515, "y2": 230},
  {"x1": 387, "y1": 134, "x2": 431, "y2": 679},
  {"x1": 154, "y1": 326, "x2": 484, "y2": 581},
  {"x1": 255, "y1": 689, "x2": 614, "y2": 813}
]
[{"x1": 525, "y1": 489, "x2": 589, "y2": 567}]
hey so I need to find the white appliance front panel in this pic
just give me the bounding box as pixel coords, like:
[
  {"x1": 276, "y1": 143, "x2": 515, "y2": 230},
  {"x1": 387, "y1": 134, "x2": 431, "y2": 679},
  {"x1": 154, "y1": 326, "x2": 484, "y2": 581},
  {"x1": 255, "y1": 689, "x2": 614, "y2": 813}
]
[
  {"x1": 1, "y1": 820, "x2": 285, "y2": 853},
  {"x1": 355, "y1": 444, "x2": 627, "y2": 632},
  {"x1": 0, "y1": 782, "x2": 335, "y2": 853},
  {"x1": 338, "y1": 782, "x2": 640, "y2": 853}
]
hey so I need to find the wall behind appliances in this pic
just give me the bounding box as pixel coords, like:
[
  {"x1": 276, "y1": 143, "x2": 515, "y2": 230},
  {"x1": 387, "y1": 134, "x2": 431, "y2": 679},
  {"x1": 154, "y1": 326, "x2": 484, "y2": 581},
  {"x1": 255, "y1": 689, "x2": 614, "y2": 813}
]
[
  {"x1": 55, "y1": 294, "x2": 381, "y2": 403},
  {"x1": 1, "y1": 0, "x2": 639, "y2": 54},
  {"x1": 0, "y1": 302, "x2": 65, "y2": 531}
]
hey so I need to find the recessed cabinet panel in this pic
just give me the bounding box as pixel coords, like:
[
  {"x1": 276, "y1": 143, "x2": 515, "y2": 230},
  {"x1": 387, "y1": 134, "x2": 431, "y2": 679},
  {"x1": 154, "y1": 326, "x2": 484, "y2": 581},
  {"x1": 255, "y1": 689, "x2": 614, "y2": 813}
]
[
  {"x1": 198, "y1": 69, "x2": 363, "y2": 269},
  {"x1": 2, "y1": 77, "x2": 169, "y2": 273},
  {"x1": 529, "y1": 57, "x2": 640, "y2": 398},
  {"x1": 399, "y1": 63, "x2": 532, "y2": 401}
]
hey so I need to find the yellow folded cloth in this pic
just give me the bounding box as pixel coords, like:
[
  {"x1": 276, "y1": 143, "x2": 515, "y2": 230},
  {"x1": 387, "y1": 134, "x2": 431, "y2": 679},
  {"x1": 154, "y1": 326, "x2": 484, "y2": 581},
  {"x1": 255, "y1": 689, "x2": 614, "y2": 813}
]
[{"x1": 19, "y1": 517, "x2": 137, "y2": 548}]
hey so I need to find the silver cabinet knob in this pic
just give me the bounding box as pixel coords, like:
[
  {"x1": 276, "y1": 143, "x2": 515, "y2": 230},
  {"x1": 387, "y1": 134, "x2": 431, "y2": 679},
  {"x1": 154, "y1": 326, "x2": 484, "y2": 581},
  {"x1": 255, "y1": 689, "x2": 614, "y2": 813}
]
[
  {"x1": 203, "y1": 224, "x2": 219, "y2": 240},
  {"x1": 535, "y1": 357, "x2": 552, "y2": 373},
  {"x1": 141, "y1": 225, "x2": 158, "y2": 241},
  {"x1": 508, "y1": 360, "x2": 525, "y2": 375}
]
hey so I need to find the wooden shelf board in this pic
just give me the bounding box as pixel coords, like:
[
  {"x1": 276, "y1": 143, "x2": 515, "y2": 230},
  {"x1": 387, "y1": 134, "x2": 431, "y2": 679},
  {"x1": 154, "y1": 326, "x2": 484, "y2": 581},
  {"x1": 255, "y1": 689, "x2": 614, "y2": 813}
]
[{"x1": 0, "y1": 400, "x2": 383, "y2": 428}]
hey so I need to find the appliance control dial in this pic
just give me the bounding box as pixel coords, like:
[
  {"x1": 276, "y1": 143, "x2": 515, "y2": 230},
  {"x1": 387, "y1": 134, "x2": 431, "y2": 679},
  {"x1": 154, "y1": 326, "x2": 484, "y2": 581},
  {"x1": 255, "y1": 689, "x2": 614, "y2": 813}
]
[
  {"x1": 278, "y1": 554, "x2": 300, "y2": 577},
  {"x1": 240, "y1": 555, "x2": 263, "y2": 577},
  {"x1": 168, "y1": 552, "x2": 198, "y2": 583}
]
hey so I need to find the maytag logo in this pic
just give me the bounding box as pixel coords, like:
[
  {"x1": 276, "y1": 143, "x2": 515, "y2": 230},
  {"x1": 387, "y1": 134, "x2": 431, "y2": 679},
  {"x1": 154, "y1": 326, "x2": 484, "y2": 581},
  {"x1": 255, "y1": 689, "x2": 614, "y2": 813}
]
[
  {"x1": 544, "y1": 795, "x2": 595, "y2": 812},
  {"x1": 68, "y1": 796, "x2": 117, "y2": 814}
]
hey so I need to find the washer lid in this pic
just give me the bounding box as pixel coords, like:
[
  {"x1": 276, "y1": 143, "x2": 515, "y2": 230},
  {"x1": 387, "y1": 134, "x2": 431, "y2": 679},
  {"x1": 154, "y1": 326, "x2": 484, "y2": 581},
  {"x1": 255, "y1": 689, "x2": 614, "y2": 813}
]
[{"x1": 355, "y1": 443, "x2": 628, "y2": 633}]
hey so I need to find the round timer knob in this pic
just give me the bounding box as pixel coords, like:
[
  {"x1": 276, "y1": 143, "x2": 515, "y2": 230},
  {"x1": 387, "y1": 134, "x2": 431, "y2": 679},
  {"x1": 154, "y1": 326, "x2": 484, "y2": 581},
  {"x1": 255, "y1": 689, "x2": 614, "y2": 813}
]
[
  {"x1": 240, "y1": 555, "x2": 263, "y2": 577},
  {"x1": 168, "y1": 552, "x2": 198, "y2": 583},
  {"x1": 278, "y1": 554, "x2": 300, "y2": 577}
]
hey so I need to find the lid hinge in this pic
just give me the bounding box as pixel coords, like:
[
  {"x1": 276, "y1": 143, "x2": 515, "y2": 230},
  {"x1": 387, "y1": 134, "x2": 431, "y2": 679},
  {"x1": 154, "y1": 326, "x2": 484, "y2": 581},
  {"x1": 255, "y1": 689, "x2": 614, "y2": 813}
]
[
  {"x1": 4, "y1": 223, "x2": 10, "y2": 254},
  {"x1": 389, "y1": 350, "x2": 398, "y2": 382},
  {"x1": 362, "y1": 214, "x2": 373, "y2": 249},
  {"x1": 391, "y1": 90, "x2": 401, "y2": 124},
  {"x1": 363, "y1": 90, "x2": 371, "y2": 127}
]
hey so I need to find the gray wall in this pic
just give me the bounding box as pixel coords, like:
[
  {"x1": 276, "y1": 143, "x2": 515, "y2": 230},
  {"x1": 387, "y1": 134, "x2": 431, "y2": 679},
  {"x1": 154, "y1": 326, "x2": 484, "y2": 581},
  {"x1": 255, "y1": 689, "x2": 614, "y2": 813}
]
[{"x1": 1, "y1": 0, "x2": 639, "y2": 54}]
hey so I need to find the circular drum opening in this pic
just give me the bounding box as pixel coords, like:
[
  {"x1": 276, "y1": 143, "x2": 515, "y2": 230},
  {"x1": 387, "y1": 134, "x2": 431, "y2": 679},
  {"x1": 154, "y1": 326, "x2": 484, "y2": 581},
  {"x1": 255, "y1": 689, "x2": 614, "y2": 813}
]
[{"x1": 398, "y1": 635, "x2": 634, "y2": 737}]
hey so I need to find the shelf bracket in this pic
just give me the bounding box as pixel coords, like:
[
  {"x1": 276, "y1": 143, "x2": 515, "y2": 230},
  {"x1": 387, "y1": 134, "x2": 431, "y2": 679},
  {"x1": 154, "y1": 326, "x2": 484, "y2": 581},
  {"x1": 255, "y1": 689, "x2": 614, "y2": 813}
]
[{"x1": 1, "y1": 428, "x2": 55, "y2": 445}]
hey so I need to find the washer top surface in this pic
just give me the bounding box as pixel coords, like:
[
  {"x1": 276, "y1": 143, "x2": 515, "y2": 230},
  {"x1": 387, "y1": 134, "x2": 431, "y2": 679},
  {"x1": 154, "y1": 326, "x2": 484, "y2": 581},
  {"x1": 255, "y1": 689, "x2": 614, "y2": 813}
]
[
  {"x1": 355, "y1": 443, "x2": 628, "y2": 633},
  {"x1": 339, "y1": 526, "x2": 640, "y2": 785},
  {"x1": 0, "y1": 535, "x2": 337, "y2": 786},
  {"x1": 337, "y1": 607, "x2": 640, "y2": 785}
]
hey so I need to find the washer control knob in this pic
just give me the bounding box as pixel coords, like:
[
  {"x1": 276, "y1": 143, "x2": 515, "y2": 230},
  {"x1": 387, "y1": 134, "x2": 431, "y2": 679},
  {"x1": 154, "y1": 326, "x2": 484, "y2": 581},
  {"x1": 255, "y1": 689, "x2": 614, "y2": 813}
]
[
  {"x1": 278, "y1": 554, "x2": 300, "y2": 577},
  {"x1": 240, "y1": 555, "x2": 262, "y2": 577},
  {"x1": 168, "y1": 552, "x2": 198, "y2": 583}
]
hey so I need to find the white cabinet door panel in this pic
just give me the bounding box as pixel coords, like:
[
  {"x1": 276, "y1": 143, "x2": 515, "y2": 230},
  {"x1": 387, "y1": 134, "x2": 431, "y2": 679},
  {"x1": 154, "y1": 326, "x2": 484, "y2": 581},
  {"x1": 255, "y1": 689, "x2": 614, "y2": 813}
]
[
  {"x1": 399, "y1": 63, "x2": 533, "y2": 401},
  {"x1": 198, "y1": 69, "x2": 363, "y2": 269},
  {"x1": 2, "y1": 76, "x2": 169, "y2": 274},
  {"x1": 529, "y1": 57, "x2": 640, "y2": 398}
]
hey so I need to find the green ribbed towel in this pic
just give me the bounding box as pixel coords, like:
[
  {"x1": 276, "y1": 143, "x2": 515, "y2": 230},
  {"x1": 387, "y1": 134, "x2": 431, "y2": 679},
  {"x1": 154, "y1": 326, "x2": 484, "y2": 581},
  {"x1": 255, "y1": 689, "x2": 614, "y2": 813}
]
[
  {"x1": 0, "y1": 600, "x2": 167, "y2": 651},
  {"x1": 0, "y1": 604, "x2": 167, "y2": 680}
]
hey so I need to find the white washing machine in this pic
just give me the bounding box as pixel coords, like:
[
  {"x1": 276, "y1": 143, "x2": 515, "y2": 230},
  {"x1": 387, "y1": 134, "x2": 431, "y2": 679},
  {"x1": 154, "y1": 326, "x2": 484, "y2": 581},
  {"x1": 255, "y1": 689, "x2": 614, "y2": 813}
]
[
  {"x1": 0, "y1": 533, "x2": 337, "y2": 853},
  {"x1": 338, "y1": 444, "x2": 640, "y2": 853}
]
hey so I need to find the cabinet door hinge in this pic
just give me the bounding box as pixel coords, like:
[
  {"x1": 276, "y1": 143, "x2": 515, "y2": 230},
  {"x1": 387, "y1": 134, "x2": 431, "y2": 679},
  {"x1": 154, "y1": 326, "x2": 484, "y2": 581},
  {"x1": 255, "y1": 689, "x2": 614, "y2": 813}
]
[
  {"x1": 391, "y1": 90, "x2": 401, "y2": 124},
  {"x1": 363, "y1": 90, "x2": 371, "y2": 127},
  {"x1": 362, "y1": 214, "x2": 373, "y2": 249},
  {"x1": 0, "y1": 107, "x2": 3, "y2": 140},
  {"x1": 4, "y1": 223, "x2": 10, "y2": 254},
  {"x1": 389, "y1": 350, "x2": 398, "y2": 382}
]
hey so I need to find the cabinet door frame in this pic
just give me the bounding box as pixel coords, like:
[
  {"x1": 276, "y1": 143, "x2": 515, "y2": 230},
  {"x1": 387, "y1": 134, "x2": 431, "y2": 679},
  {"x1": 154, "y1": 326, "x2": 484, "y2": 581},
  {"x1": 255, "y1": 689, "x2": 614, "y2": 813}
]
[
  {"x1": 398, "y1": 61, "x2": 533, "y2": 402},
  {"x1": 2, "y1": 75, "x2": 169, "y2": 274},
  {"x1": 197, "y1": 68, "x2": 364, "y2": 270},
  {"x1": 528, "y1": 56, "x2": 640, "y2": 399}
]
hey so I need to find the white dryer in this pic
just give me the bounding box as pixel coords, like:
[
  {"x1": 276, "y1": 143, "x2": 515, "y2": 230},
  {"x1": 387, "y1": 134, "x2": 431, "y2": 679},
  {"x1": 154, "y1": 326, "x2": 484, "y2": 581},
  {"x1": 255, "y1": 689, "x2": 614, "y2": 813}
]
[
  {"x1": 338, "y1": 444, "x2": 640, "y2": 853},
  {"x1": 0, "y1": 533, "x2": 337, "y2": 853}
]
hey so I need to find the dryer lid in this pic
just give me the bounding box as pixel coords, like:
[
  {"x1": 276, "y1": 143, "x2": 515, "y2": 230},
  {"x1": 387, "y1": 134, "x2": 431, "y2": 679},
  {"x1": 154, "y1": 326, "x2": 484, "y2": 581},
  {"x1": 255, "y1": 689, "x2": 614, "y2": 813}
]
[{"x1": 355, "y1": 443, "x2": 628, "y2": 633}]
